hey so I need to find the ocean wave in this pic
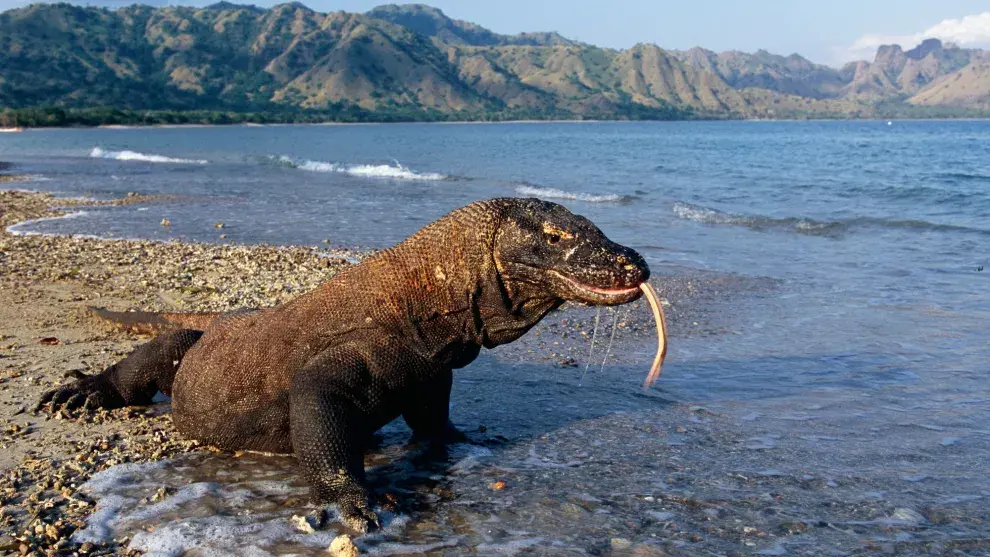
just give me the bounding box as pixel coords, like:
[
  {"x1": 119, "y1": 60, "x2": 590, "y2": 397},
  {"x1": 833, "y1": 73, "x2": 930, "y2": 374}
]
[
  {"x1": 848, "y1": 217, "x2": 990, "y2": 236},
  {"x1": 5, "y1": 210, "x2": 90, "y2": 236},
  {"x1": 673, "y1": 201, "x2": 990, "y2": 237},
  {"x1": 90, "y1": 147, "x2": 208, "y2": 165},
  {"x1": 515, "y1": 184, "x2": 632, "y2": 203},
  {"x1": 672, "y1": 201, "x2": 843, "y2": 236},
  {"x1": 274, "y1": 155, "x2": 451, "y2": 181},
  {"x1": 937, "y1": 172, "x2": 990, "y2": 183}
]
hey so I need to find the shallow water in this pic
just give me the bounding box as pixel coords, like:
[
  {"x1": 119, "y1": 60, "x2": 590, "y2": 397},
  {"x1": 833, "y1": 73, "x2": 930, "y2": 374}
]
[{"x1": 3, "y1": 121, "x2": 989, "y2": 553}]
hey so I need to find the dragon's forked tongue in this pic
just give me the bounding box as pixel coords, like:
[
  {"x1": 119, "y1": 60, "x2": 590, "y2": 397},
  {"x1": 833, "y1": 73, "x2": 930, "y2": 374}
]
[{"x1": 639, "y1": 282, "x2": 668, "y2": 389}]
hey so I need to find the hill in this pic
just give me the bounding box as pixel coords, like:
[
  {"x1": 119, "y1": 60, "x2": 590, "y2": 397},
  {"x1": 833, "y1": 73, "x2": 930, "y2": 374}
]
[{"x1": 0, "y1": 2, "x2": 988, "y2": 124}]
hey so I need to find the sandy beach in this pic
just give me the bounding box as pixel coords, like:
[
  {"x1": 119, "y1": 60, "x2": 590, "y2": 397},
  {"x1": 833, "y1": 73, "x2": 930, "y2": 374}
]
[{"x1": 0, "y1": 189, "x2": 362, "y2": 554}]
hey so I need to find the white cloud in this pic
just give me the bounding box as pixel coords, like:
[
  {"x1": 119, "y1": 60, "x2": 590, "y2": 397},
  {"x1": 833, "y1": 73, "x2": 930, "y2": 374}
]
[{"x1": 836, "y1": 11, "x2": 990, "y2": 65}]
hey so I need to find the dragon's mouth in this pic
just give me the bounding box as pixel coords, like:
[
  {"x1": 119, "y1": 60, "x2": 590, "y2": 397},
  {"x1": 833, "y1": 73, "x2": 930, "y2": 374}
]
[{"x1": 549, "y1": 271, "x2": 642, "y2": 304}]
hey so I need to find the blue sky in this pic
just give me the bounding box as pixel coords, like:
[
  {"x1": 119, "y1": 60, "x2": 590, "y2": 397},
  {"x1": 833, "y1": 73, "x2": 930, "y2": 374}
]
[{"x1": 4, "y1": 0, "x2": 990, "y2": 67}]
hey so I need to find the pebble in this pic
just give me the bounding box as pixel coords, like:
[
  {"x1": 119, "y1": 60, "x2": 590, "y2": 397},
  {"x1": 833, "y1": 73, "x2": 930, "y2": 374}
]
[
  {"x1": 329, "y1": 534, "x2": 360, "y2": 556},
  {"x1": 610, "y1": 537, "x2": 633, "y2": 550},
  {"x1": 890, "y1": 507, "x2": 927, "y2": 525},
  {"x1": 291, "y1": 514, "x2": 316, "y2": 534}
]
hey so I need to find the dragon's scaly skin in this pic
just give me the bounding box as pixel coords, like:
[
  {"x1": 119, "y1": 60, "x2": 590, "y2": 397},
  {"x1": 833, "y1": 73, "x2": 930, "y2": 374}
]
[{"x1": 38, "y1": 197, "x2": 650, "y2": 531}]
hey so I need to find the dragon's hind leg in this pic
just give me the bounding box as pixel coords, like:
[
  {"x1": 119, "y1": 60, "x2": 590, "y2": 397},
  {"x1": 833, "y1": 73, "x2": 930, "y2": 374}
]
[{"x1": 36, "y1": 329, "x2": 203, "y2": 413}]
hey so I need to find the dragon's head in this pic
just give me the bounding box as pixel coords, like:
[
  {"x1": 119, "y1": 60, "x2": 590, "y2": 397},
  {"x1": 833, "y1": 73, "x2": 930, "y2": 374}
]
[{"x1": 493, "y1": 198, "x2": 650, "y2": 306}]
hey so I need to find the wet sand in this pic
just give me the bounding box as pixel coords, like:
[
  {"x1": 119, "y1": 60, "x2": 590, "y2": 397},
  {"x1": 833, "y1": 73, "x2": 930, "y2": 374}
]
[{"x1": 2, "y1": 189, "x2": 988, "y2": 556}]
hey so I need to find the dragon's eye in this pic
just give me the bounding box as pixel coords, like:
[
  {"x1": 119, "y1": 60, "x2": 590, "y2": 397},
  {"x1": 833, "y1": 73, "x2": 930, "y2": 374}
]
[{"x1": 547, "y1": 234, "x2": 562, "y2": 245}]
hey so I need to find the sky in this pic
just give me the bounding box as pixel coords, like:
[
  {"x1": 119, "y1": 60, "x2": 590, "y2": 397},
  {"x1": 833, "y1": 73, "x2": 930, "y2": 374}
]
[{"x1": 3, "y1": 0, "x2": 990, "y2": 67}]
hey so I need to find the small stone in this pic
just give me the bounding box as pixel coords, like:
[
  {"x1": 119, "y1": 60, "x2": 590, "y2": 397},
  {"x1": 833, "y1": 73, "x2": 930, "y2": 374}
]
[
  {"x1": 891, "y1": 508, "x2": 926, "y2": 525},
  {"x1": 778, "y1": 521, "x2": 808, "y2": 534},
  {"x1": 560, "y1": 502, "x2": 587, "y2": 517},
  {"x1": 631, "y1": 544, "x2": 669, "y2": 557},
  {"x1": 291, "y1": 514, "x2": 316, "y2": 534},
  {"x1": 0, "y1": 535, "x2": 18, "y2": 552},
  {"x1": 329, "y1": 534, "x2": 360, "y2": 556},
  {"x1": 488, "y1": 480, "x2": 507, "y2": 491},
  {"x1": 160, "y1": 218, "x2": 171, "y2": 227},
  {"x1": 611, "y1": 538, "x2": 633, "y2": 550}
]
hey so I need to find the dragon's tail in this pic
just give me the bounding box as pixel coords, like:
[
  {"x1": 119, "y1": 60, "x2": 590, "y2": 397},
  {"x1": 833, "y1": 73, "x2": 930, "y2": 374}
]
[{"x1": 88, "y1": 307, "x2": 223, "y2": 335}]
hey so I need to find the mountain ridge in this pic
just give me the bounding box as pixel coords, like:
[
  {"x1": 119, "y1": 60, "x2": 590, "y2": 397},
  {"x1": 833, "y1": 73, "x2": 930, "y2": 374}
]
[{"x1": 1, "y1": 2, "x2": 988, "y2": 123}]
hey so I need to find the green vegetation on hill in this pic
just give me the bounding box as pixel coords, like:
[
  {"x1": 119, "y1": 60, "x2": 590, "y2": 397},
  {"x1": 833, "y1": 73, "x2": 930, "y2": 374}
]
[{"x1": 1, "y1": 2, "x2": 988, "y2": 126}]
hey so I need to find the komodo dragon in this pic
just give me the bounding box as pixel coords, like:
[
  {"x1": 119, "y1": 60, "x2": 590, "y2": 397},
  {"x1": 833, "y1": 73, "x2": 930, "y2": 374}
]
[{"x1": 37, "y1": 197, "x2": 651, "y2": 532}]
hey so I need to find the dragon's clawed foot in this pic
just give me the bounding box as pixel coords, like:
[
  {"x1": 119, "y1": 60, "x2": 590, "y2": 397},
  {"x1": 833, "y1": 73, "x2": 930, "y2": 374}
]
[
  {"x1": 34, "y1": 373, "x2": 124, "y2": 415},
  {"x1": 338, "y1": 501, "x2": 381, "y2": 534},
  {"x1": 309, "y1": 501, "x2": 381, "y2": 534},
  {"x1": 408, "y1": 420, "x2": 470, "y2": 447}
]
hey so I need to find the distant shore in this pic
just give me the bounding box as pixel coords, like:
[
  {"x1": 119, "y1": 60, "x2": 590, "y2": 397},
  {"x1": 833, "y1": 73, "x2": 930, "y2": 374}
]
[
  {"x1": 7, "y1": 115, "x2": 990, "y2": 132},
  {"x1": 5, "y1": 104, "x2": 990, "y2": 130}
]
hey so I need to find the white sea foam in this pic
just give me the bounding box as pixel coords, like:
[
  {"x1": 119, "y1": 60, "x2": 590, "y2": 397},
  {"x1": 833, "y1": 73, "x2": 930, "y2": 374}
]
[
  {"x1": 671, "y1": 201, "x2": 737, "y2": 225},
  {"x1": 90, "y1": 147, "x2": 208, "y2": 165},
  {"x1": 128, "y1": 515, "x2": 340, "y2": 557},
  {"x1": 71, "y1": 456, "x2": 422, "y2": 556},
  {"x1": 672, "y1": 201, "x2": 846, "y2": 237},
  {"x1": 5, "y1": 210, "x2": 89, "y2": 236},
  {"x1": 277, "y1": 155, "x2": 450, "y2": 181},
  {"x1": 515, "y1": 184, "x2": 625, "y2": 203}
]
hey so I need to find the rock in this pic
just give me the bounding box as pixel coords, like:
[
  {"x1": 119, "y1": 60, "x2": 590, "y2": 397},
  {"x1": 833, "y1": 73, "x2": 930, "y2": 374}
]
[
  {"x1": 611, "y1": 538, "x2": 633, "y2": 550},
  {"x1": 632, "y1": 544, "x2": 669, "y2": 556},
  {"x1": 291, "y1": 514, "x2": 316, "y2": 534},
  {"x1": 778, "y1": 521, "x2": 808, "y2": 534},
  {"x1": 329, "y1": 534, "x2": 360, "y2": 556},
  {"x1": 891, "y1": 507, "x2": 926, "y2": 525},
  {"x1": 560, "y1": 502, "x2": 587, "y2": 518},
  {"x1": 0, "y1": 535, "x2": 19, "y2": 552},
  {"x1": 647, "y1": 510, "x2": 675, "y2": 521}
]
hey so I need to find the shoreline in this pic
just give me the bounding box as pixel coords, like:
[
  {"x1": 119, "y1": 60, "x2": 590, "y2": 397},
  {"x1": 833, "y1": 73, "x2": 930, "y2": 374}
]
[
  {"x1": 0, "y1": 189, "x2": 364, "y2": 554},
  {"x1": 0, "y1": 186, "x2": 736, "y2": 554},
  {"x1": 6, "y1": 116, "x2": 990, "y2": 131}
]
